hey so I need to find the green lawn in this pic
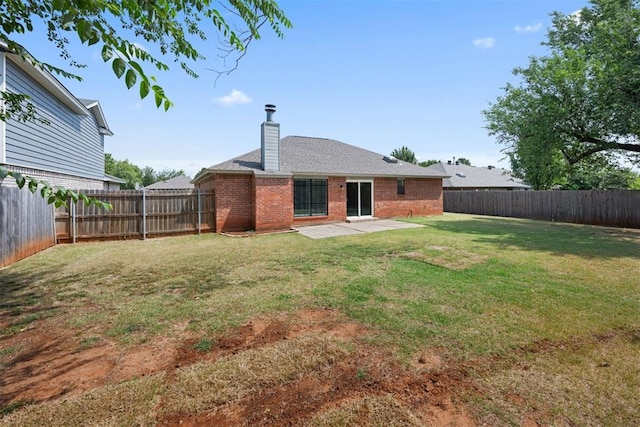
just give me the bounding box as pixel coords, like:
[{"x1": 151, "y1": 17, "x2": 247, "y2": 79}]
[{"x1": 1, "y1": 213, "x2": 639, "y2": 425}]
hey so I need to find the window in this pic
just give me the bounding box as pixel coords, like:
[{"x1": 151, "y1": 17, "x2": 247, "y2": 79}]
[
  {"x1": 294, "y1": 179, "x2": 328, "y2": 217},
  {"x1": 397, "y1": 178, "x2": 405, "y2": 195}
]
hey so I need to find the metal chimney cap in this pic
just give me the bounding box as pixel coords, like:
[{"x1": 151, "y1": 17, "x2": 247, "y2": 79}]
[{"x1": 265, "y1": 104, "x2": 276, "y2": 111}]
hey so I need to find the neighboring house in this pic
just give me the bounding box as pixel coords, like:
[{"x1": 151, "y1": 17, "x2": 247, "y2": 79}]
[
  {"x1": 193, "y1": 105, "x2": 448, "y2": 233},
  {"x1": 0, "y1": 46, "x2": 113, "y2": 190},
  {"x1": 422, "y1": 161, "x2": 530, "y2": 191},
  {"x1": 104, "y1": 174, "x2": 126, "y2": 190},
  {"x1": 144, "y1": 175, "x2": 194, "y2": 190}
]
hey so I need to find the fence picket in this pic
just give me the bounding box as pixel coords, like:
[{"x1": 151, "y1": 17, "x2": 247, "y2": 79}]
[
  {"x1": 53, "y1": 189, "x2": 215, "y2": 242},
  {"x1": 443, "y1": 190, "x2": 640, "y2": 228}
]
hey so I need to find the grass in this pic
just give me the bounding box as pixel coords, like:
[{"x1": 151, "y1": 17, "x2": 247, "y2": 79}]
[
  {"x1": 306, "y1": 395, "x2": 424, "y2": 426},
  {"x1": 192, "y1": 338, "x2": 213, "y2": 353},
  {"x1": 1, "y1": 213, "x2": 639, "y2": 424}
]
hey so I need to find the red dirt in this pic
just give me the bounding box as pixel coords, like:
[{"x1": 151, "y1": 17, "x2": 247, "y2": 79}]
[{"x1": 1, "y1": 308, "x2": 476, "y2": 426}]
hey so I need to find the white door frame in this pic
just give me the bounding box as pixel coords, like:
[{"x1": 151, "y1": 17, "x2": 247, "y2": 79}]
[{"x1": 346, "y1": 179, "x2": 374, "y2": 218}]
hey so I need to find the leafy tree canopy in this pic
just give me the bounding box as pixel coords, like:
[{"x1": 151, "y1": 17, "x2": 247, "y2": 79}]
[
  {"x1": 194, "y1": 167, "x2": 208, "y2": 180},
  {"x1": 561, "y1": 155, "x2": 640, "y2": 190},
  {"x1": 483, "y1": 0, "x2": 640, "y2": 189},
  {"x1": 105, "y1": 154, "x2": 184, "y2": 189},
  {"x1": 390, "y1": 146, "x2": 418, "y2": 164},
  {"x1": 0, "y1": 0, "x2": 291, "y2": 112},
  {"x1": 418, "y1": 159, "x2": 440, "y2": 167},
  {"x1": 456, "y1": 157, "x2": 471, "y2": 166},
  {"x1": 1, "y1": 0, "x2": 290, "y2": 205}
]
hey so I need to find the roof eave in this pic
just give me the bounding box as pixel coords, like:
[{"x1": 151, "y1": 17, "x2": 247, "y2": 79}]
[
  {"x1": 5, "y1": 54, "x2": 89, "y2": 116},
  {"x1": 292, "y1": 171, "x2": 448, "y2": 179},
  {"x1": 86, "y1": 101, "x2": 113, "y2": 135},
  {"x1": 192, "y1": 168, "x2": 254, "y2": 184}
]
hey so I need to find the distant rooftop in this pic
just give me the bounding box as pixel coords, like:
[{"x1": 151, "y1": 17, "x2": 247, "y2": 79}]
[
  {"x1": 145, "y1": 175, "x2": 194, "y2": 190},
  {"x1": 422, "y1": 162, "x2": 530, "y2": 189}
]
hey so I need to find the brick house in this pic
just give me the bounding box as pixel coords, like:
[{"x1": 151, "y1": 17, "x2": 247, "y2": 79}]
[{"x1": 193, "y1": 105, "x2": 448, "y2": 232}]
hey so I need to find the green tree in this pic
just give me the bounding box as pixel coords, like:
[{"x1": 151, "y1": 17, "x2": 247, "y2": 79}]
[
  {"x1": 457, "y1": 157, "x2": 471, "y2": 166},
  {"x1": 1, "y1": 0, "x2": 290, "y2": 112},
  {"x1": 418, "y1": 159, "x2": 440, "y2": 167},
  {"x1": 194, "y1": 167, "x2": 208, "y2": 180},
  {"x1": 390, "y1": 146, "x2": 418, "y2": 164},
  {"x1": 105, "y1": 154, "x2": 142, "y2": 189},
  {"x1": 140, "y1": 166, "x2": 185, "y2": 187},
  {"x1": 105, "y1": 154, "x2": 185, "y2": 188},
  {"x1": 562, "y1": 156, "x2": 640, "y2": 190},
  {"x1": 1, "y1": 0, "x2": 291, "y2": 205},
  {"x1": 483, "y1": 0, "x2": 640, "y2": 189}
]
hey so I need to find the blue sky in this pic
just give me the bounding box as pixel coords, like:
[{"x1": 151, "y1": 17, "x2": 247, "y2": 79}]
[{"x1": 21, "y1": 0, "x2": 587, "y2": 177}]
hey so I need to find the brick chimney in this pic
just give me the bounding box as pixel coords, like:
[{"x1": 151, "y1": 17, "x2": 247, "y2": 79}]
[{"x1": 261, "y1": 104, "x2": 280, "y2": 171}]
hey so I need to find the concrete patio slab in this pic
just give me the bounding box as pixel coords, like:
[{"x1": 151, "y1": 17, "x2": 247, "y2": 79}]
[{"x1": 295, "y1": 219, "x2": 423, "y2": 239}]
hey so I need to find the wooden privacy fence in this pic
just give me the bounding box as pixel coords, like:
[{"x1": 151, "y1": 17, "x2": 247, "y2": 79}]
[
  {"x1": 0, "y1": 186, "x2": 56, "y2": 268},
  {"x1": 444, "y1": 190, "x2": 640, "y2": 228},
  {"x1": 55, "y1": 189, "x2": 215, "y2": 242}
]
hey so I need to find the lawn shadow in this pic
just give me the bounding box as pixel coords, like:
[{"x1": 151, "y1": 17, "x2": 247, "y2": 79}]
[
  {"x1": 0, "y1": 265, "x2": 61, "y2": 315},
  {"x1": 425, "y1": 216, "x2": 640, "y2": 259}
]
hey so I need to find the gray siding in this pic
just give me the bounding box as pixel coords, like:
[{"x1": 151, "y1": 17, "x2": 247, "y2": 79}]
[
  {"x1": 261, "y1": 122, "x2": 280, "y2": 171},
  {"x1": 4, "y1": 60, "x2": 104, "y2": 180}
]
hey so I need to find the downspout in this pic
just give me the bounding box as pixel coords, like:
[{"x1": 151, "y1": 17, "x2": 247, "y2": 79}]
[{"x1": 0, "y1": 52, "x2": 7, "y2": 164}]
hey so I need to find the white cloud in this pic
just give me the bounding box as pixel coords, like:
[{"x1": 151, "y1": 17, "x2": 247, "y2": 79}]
[
  {"x1": 213, "y1": 89, "x2": 252, "y2": 107},
  {"x1": 514, "y1": 22, "x2": 543, "y2": 33},
  {"x1": 472, "y1": 37, "x2": 496, "y2": 49}
]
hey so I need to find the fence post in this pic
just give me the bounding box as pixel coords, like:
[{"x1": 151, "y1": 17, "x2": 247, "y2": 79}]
[
  {"x1": 142, "y1": 189, "x2": 147, "y2": 240},
  {"x1": 197, "y1": 189, "x2": 202, "y2": 235},
  {"x1": 71, "y1": 197, "x2": 77, "y2": 244}
]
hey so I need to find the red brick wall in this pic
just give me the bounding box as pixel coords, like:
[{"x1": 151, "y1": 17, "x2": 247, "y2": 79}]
[
  {"x1": 291, "y1": 176, "x2": 346, "y2": 227},
  {"x1": 374, "y1": 177, "x2": 443, "y2": 218},
  {"x1": 201, "y1": 174, "x2": 442, "y2": 232},
  {"x1": 213, "y1": 173, "x2": 254, "y2": 232},
  {"x1": 254, "y1": 177, "x2": 293, "y2": 231}
]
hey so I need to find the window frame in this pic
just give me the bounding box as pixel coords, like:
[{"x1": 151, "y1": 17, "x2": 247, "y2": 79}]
[
  {"x1": 293, "y1": 178, "x2": 328, "y2": 217},
  {"x1": 397, "y1": 178, "x2": 405, "y2": 195}
]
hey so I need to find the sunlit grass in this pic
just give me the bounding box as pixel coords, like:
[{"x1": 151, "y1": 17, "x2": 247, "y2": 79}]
[{"x1": 1, "y1": 213, "x2": 639, "y2": 424}]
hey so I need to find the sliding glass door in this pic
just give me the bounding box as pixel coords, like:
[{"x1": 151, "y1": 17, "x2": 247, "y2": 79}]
[{"x1": 346, "y1": 181, "x2": 373, "y2": 217}]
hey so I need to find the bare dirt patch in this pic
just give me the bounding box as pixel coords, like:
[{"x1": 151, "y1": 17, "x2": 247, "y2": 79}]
[
  {"x1": 1, "y1": 308, "x2": 479, "y2": 426},
  {"x1": 0, "y1": 317, "x2": 179, "y2": 406}
]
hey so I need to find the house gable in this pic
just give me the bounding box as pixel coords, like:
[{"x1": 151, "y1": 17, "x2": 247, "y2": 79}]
[{"x1": 1, "y1": 53, "x2": 110, "y2": 186}]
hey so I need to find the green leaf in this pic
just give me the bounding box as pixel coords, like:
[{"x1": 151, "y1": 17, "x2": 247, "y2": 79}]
[
  {"x1": 112, "y1": 58, "x2": 126, "y2": 78},
  {"x1": 125, "y1": 69, "x2": 136, "y2": 89},
  {"x1": 0, "y1": 167, "x2": 8, "y2": 179},
  {"x1": 14, "y1": 173, "x2": 25, "y2": 188},
  {"x1": 101, "y1": 45, "x2": 113, "y2": 62},
  {"x1": 154, "y1": 90, "x2": 162, "y2": 107},
  {"x1": 27, "y1": 178, "x2": 38, "y2": 193},
  {"x1": 139, "y1": 79, "x2": 150, "y2": 99},
  {"x1": 41, "y1": 186, "x2": 52, "y2": 200}
]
